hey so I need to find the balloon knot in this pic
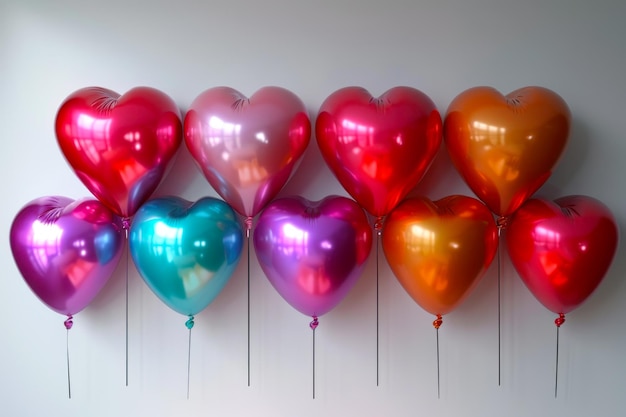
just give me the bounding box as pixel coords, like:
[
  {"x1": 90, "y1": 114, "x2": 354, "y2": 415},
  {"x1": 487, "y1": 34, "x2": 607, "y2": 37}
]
[
  {"x1": 185, "y1": 315, "x2": 195, "y2": 330},
  {"x1": 121, "y1": 217, "x2": 131, "y2": 230},
  {"x1": 64, "y1": 315, "x2": 74, "y2": 330},
  {"x1": 433, "y1": 314, "x2": 443, "y2": 329},
  {"x1": 309, "y1": 316, "x2": 319, "y2": 330},
  {"x1": 496, "y1": 216, "x2": 509, "y2": 231},
  {"x1": 374, "y1": 216, "x2": 384, "y2": 236},
  {"x1": 555, "y1": 313, "x2": 565, "y2": 328}
]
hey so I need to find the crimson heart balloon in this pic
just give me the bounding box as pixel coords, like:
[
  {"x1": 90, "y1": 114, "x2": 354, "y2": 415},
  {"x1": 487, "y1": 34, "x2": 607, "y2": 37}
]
[
  {"x1": 55, "y1": 87, "x2": 183, "y2": 218},
  {"x1": 444, "y1": 86, "x2": 571, "y2": 218},
  {"x1": 253, "y1": 196, "x2": 372, "y2": 318},
  {"x1": 184, "y1": 86, "x2": 311, "y2": 223},
  {"x1": 316, "y1": 86, "x2": 442, "y2": 223},
  {"x1": 506, "y1": 195, "x2": 618, "y2": 319},
  {"x1": 10, "y1": 196, "x2": 125, "y2": 317}
]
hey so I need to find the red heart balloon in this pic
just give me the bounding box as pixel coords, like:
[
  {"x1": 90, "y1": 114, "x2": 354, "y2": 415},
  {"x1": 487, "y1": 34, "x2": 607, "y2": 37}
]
[
  {"x1": 316, "y1": 87, "x2": 442, "y2": 223},
  {"x1": 55, "y1": 87, "x2": 183, "y2": 218},
  {"x1": 184, "y1": 86, "x2": 311, "y2": 222},
  {"x1": 444, "y1": 86, "x2": 571, "y2": 218},
  {"x1": 506, "y1": 196, "x2": 618, "y2": 319}
]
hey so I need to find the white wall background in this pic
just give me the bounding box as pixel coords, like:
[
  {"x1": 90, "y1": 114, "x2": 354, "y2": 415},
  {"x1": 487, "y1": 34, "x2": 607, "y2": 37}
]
[{"x1": 2, "y1": 1, "x2": 625, "y2": 416}]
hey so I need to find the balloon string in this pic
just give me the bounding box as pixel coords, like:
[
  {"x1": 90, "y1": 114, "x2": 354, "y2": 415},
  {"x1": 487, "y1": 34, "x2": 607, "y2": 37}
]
[
  {"x1": 186, "y1": 316, "x2": 195, "y2": 399},
  {"x1": 433, "y1": 314, "x2": 443, "y2": 399},
  {"x1": 122, "y1": 217, "x2": 130, "y2": 387},
  {"x1": 64, "y1": 315, "x2": 73, "y2": 399},
  {"x1": 496, "y1": 217, "x2": 507, "y2": 386},
  {"x1": 310, "y1": 316, "x2": 319, "y2": 399},
  {"x1": 555, "y1": 313, "x2": 565, "y2": 398},
  {"x1": 374, "y1": 220, "x2": 382, "y2": 387},
  {"x1": 247, "y1": 227, "x2": 250, "y2": 387},
  {"x1": 245, "y1": 216, "x2": 252, "y2": 387}
]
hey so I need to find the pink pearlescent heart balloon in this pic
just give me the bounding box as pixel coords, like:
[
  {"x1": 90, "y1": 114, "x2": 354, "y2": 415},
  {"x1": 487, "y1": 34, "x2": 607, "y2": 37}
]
[{"x1": 184, "y1": 86, "x2": 311, "y2": 222}]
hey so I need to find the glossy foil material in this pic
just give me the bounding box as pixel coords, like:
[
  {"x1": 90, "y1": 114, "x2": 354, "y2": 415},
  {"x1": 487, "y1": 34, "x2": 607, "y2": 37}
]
[
  {"x1": 184, "y1": 86, "x2": 311, "y2": 219},
  {"x1": 444, "y1": 86, "x2": 571, "y2": 217},
  {"x1": 55, "y1": 86, "x2": 183, "y2": 218},
  {"x1": 316, "y1": 86, "x2": 442, "y2": 219},
  {"x1": 254, "y1": 196, "x2": 372, "y2": 318},
  {"x1": 10, "y1": 196, "x2": 124, "y2": 316},
  {"x1": 129, "y1": 196, "x2": 243, "y2": 316},
  {"x1": 382, "y1": 195, "x2": 498, "y2": 316},
  {"x1": 506, "y1": 195, "x2": 618, "y2": 316}
]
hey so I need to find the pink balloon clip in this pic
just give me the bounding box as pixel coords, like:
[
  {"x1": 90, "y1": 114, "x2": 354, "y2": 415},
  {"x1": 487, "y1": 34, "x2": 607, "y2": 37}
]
[{"x1": 309, "y1": 316, "x2": 319, "y2": 330}]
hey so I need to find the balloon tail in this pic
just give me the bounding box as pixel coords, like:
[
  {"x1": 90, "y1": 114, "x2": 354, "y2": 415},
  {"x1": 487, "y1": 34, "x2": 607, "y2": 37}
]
[
  {"x1": 310, "y1": 316, "x2": 319, "y2": 399},
  {"x1": 64, "y1": 315, "x2": 73, "y2": 399},
  {"x1": 554, "y1": 313, "x2": 565, "y2": 398},
  {"x1": 496, "y1": 216, "x2": 508, "y2": 386},
  {"x1": 433, "y1": 314, "x2": 443, "y2": 399},
  {"x1": 122, "y1": 217, "x2": 130, "y2": 387},
  {"x1": 245, "y1": 216, "x2": 252, "y2": 387},
  {"x1": 374, "y1": 216, "x2": 383, "y2": 387},
  {"x1": 186, "y1": 315, "x2": 195, "y2": 399}
]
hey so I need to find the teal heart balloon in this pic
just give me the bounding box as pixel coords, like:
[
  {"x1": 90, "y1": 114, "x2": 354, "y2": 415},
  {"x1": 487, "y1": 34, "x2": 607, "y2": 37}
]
[{"x1": 129, "y1": 196, "x2": 243, "y2": 316}]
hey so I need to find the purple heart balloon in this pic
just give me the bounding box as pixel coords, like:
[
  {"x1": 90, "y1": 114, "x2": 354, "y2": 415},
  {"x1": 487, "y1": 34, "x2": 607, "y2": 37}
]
[
  {"x1": 253, "y1": 195, "x2": 372, "y2": 318},
  {"x1": 10, "y1": 196, "x2": 125, "y2": 318}
]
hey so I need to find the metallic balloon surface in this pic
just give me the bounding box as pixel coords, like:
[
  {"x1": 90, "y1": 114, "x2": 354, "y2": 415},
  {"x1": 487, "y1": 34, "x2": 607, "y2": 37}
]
[
  {"x1": 444, "y1": 86, "x2": 570, "y2": 217},
  {"x1": 184, "y1": 86, "x2": 311, "y2": 219},
  {"x1": 55, "y1": 86, "x2": 183, "y2": 218},
  {"x1": 382, "y1": 195, "x2": 498, "y2": 316},
  {"x1": 254, "y1": 196, "x2": 372, "y2": 317},
  {"x1": 316, "y1": 86, "x2": 442, "y2": 218},
  {"x1": 506, "y1": 195, "x2": 618, "y2": 315},
  {"x1": 10, "y1": 196, "x2": 124, "y2": 316},
  {"x1": 129, "y1": 196, "x2": 243, "y2": 316}
]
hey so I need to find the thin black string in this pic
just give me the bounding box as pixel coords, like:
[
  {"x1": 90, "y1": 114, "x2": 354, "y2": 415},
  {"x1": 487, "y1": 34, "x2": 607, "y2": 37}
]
[
  {"x1": 187, "y1": 327, "x2": 192, "y2": 399},
  {"x1": 185, "y1": 316, "x2": 195, "y2": 399},
  {"x1": 497, "y1": 226, "x2": 502, "y2": 386},
  {"x1": 247, "y1": 230, "x2": 251, "y2": 387},
  {"x1": 376, "y1": 232, "x2": 380, "y2": 387},
  {"x1": 125, "y1": 234, "x2": 129, "y2": 387},
  {"x1": 436, "y1": 327, "x2": 440, "y2": 399},
  {"x1": 313, "y1": 329, "x2": 315, "y2": 399},
  {"x1": 555, "y1": 325, "x2": 560, "y2": 398},
  {"x1": 310, "y1": 316, "x2": 319, "y2": 399},
  {"x1": 66, "y1": 328, "x2": 71, "y2": 399}
]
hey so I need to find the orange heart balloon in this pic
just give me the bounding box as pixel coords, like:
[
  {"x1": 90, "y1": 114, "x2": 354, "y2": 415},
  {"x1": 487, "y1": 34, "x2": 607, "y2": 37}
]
[
  {"x1": 382, "y1": 195, "x2": 498, "y2": 323},
  {"x1": 444, "y1": 86, "x2": 571, "y2": 218}
]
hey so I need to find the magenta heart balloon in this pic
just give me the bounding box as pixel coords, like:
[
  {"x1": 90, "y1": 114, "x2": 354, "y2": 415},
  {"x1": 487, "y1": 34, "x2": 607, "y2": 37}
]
[
  {"x1": 184, "y1": 86, "x2": 311, "y2": 223},
  {"x1": 10, "y1": 196, "x2": 125, "y2": 317},
  {"x1": 253, "y1": 196, "x2": 372, "y2": 318}
]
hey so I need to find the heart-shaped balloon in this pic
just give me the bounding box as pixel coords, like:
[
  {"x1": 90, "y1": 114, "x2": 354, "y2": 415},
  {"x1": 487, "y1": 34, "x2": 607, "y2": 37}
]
[
  {"x1": 129, "y1": 196, "x2": 243, "y2": 316},
  {"x1": 10, "y1": 196, "x2": 125, "y2": 317},
  {"x1": 444, "y1": 86, "x2": 571, "y2": 218},
  {"x1": 506, "y1": 195, "x2": 618, "y2": 319},
  {"x1": 382, "y1": 195, "x2": 498, "y2": 320},
  {"x1": 316, "y1": 86, "x2": 442, "y2": 221},
  {"x1": 184, "y1": 86, "x2": 311, "y2": 222},
  {"x1": 254, "y1": 196, "x2": 372, "y2": 318},
  {"x1": 55, "y1": 86, "x2": 183, "y2": 218}
]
